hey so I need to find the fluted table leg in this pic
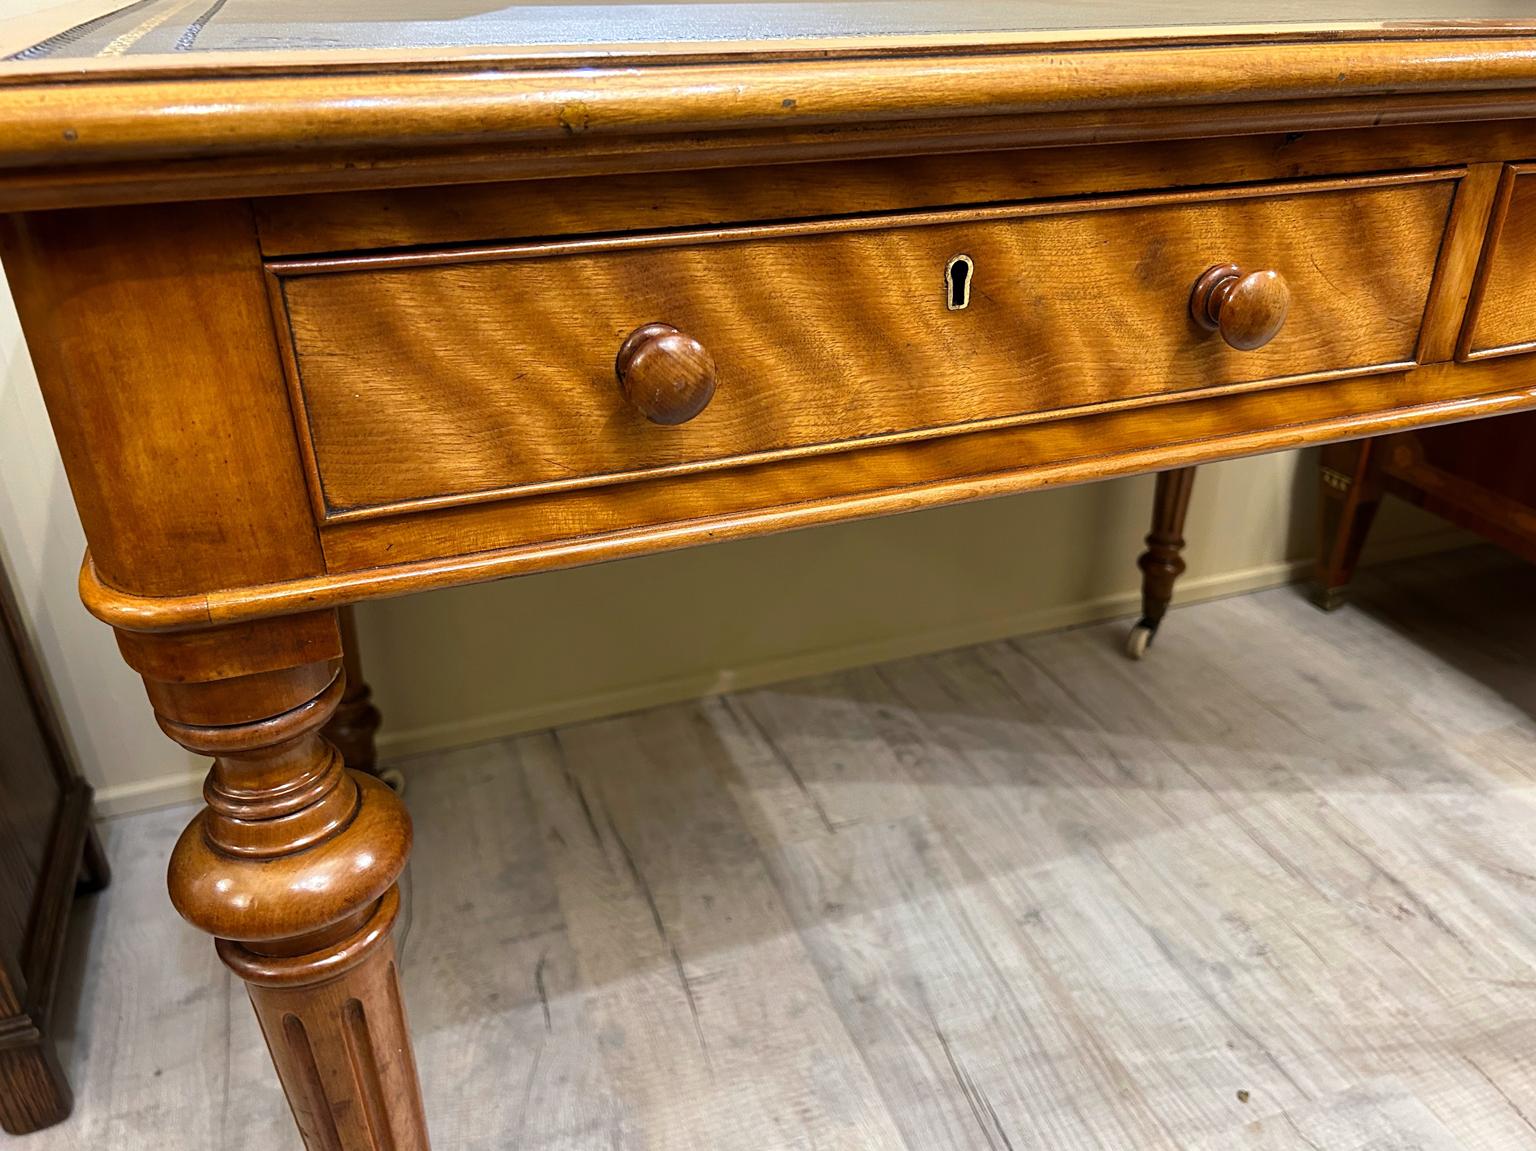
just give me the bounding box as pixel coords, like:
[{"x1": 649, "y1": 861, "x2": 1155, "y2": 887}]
[
  {"x1": 124, "y1": 613, "x2": 429, "y2": 1151},
  {"x1": 225, "y1": 887, "x2": 420, "y2": 1150}
]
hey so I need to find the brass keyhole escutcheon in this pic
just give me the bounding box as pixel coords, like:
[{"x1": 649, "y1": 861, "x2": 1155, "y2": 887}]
[{"x1": 946, "y1": 254, "x2": 974, "y2": 311}]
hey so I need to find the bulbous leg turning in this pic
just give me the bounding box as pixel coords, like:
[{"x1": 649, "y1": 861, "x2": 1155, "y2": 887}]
[{"x1": 148, "y1": 644, "x2": 428, "y2": 1151}]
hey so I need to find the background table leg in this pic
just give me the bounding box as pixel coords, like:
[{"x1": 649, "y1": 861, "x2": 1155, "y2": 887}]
[
  {"x1": 324, "y1": 606, "x2": 384, "y2": 777},
  {"x1": 1311, "y1": 439, "x2": 1384, "y2": 611},
  {"x1": 1127, "y1": 466, "x2": 1198, "y2": 659}
]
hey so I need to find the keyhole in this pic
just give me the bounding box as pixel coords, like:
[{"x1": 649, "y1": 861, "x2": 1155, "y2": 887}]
[{"x1": 946, "y1": 254, "x2": 973, "y2": 311}]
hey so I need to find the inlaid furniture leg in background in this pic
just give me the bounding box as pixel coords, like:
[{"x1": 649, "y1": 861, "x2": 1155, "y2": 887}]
[
  {"x1": 0, "y1": 798, "x2": 110, "y2": 1134},
  {"x1": 0, "y1": 814, "x2": 110, "y2": 1135},
  {"x1": 1311, "y1": 439, "x2": 1384, "y2": 611},
  {"x1": 323, "y1": 606, "x2": 384, "y2": 777},
  {"x1": 1126, "y1": 467, "x2": 1198, "y2": 659},
  {"x1": 117, "y1": 614, "x2": 429, "y2": 1151}
]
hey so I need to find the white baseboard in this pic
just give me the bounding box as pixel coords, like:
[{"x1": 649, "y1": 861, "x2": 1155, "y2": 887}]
[
  {"x1": 372, "y1": 556, "x2": 1314, "y2": 761},
  {"x1": 93, "y1": 527, "x2": 1472, "y2": 818},
  {"x1": 93, "y1": 767, "x2": 205, "y2": 819}
]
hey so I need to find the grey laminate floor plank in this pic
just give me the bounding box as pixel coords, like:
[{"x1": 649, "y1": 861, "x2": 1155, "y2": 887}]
[
  {"x1": 23, "y1": 544, "x2": 1536, "y2": 1150},
  {"x1": 400, "y1": 740, "x2": 616, "y2": 1151},
  {"x1": 520, "y1": 712, "x2": 906, "y2": 1151},
  {"x1": 870, "y1": 648, "x2": 1345, "y2": 1139},
  {"x1": 725, "y1": 673, "x2": 1179, "y2": 1149},
  {"x1": 1028, "y1": 569, "x2": 1536, "y2": 1148}
]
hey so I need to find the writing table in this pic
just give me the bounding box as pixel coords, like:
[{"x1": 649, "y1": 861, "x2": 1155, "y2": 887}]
[{"x1": 5, "y1": 3, "x2": 1536, "y2": 1146}]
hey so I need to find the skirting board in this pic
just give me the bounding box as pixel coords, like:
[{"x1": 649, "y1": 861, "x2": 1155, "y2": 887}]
[{"x1": 92, "y1": 528, "x2": 1472, "y2": 818}]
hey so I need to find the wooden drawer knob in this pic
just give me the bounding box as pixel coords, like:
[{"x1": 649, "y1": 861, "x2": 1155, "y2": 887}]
[
  {"x1": 1190, "y1": 263, "x2": 1291, "y2": 351},
  {"x1": 615, "y1": 322, "x2": 717, "y2": 425}
]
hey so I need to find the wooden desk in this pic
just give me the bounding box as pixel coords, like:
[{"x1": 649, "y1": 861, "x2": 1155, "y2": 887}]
[{"x1": 5, "y1": 4, "x2": 1536, "y2": 1147}]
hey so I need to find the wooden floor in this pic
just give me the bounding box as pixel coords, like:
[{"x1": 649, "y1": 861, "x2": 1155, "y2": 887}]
[{"x1": 27, "y1": 546, "x2": 1536, "y2": 1150}]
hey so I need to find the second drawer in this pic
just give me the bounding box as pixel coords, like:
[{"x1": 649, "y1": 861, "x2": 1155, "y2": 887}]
[{"x1": 272, "y1": 171, "x2": 1457, "y2": 521}]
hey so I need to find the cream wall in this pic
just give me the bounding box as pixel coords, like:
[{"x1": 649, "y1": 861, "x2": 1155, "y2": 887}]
[
  {"x1": 352, "y1": 449, "x2": 1463, "y2": 764},
  {"x1": 0, "y1": 185, "x2": 1467, "y2": 816}
]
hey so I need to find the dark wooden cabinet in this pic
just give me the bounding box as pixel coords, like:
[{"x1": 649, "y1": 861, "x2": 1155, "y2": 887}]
[{"x1": 0, "y1": 569, "x2": 107, "y2": 1135}]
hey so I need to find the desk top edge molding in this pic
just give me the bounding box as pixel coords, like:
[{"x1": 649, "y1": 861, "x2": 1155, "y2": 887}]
[{"x1": 6, "y1": 35, "x2": 1536, "y2": 210}]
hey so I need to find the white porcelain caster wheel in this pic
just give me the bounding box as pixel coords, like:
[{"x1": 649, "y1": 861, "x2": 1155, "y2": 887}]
[
  {"x1": 379, "y1": 766, "x2": 406, "y2": 795},
  {"x1": 1124, "y1": 623, "x2": 1155, "y2": 660}
]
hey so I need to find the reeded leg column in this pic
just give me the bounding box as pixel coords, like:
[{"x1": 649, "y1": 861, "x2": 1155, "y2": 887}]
[
  {"x1": 1126, "y1": 466, "x2": 1197, "y2": 659},
  {"x1": 323, "y1": 606, "x2": 384, "y2": 777},
  {"x1": 129, "y1": 616, "x2": 428, "y2": 1151}
]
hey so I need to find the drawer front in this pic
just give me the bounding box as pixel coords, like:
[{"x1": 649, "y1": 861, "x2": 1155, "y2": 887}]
[
  {"x1": 273, "y1": 173, "x2": 1456, "y2": 522},
  {"x1": 1461, "y1": 163, "x2": 1536, "y2": 360}
]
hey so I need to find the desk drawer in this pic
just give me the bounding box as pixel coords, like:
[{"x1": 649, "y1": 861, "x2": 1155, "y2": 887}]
[
  {"x1": 1460, "y1": 163, "x2": 1536, "y2": 360},
  {"x1": 272, "y1": 173, "x2": 1455, "y2": 522}
]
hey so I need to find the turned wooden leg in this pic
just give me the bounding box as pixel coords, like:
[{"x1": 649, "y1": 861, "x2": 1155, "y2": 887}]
[
  {"x1": 1310, "y1": 439, "x2": 1384, "y2": 611},
  {"x1": 1126, "y1": 466, "x2": 1197, "y2": 659},
  {"x1": 323, "y1": 606, "x2": 382, "y2": 776},
  {"x1": 124, "y1": 614, "x2": 428, "y2": 1151},
  {"x1": 0, "y1": 1036, "x2": 71, "y2": 1135}
]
